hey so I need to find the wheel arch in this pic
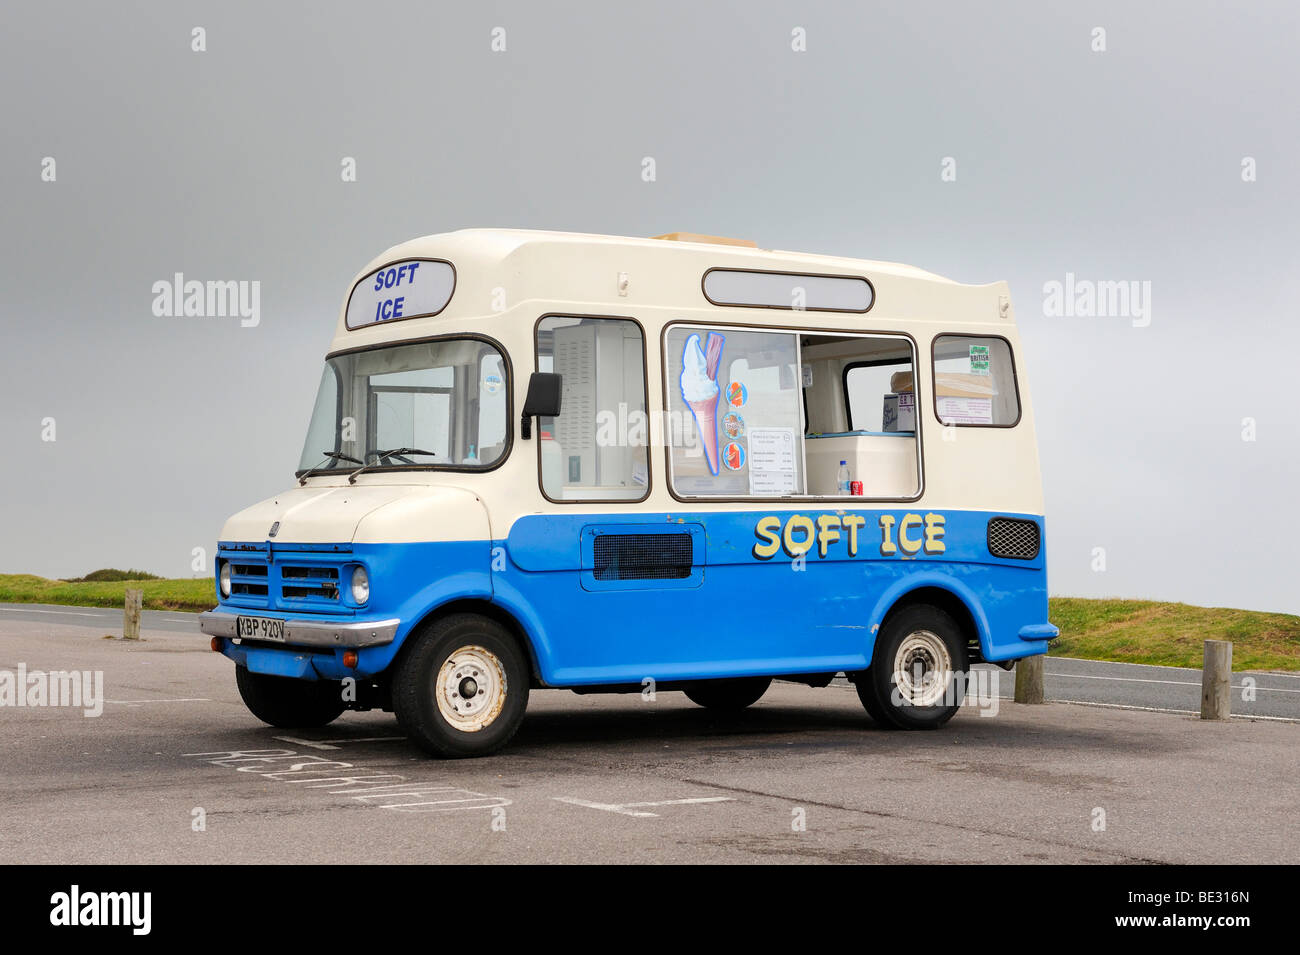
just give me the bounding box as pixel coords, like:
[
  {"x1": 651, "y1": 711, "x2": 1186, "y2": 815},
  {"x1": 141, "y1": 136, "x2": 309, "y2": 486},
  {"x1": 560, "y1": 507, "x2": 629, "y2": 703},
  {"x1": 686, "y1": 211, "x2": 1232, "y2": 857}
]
[
  {"x1": 397, "y1": 597, "x2": 546, "y2": 687},
  {"x1": 869, "y1": 578, "x2": 989, "y2": 667}
]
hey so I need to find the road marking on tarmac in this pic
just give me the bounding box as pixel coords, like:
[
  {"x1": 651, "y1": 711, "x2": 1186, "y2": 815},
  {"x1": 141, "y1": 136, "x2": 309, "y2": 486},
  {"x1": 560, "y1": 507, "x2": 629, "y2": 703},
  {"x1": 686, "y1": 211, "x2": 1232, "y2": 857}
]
[
  {"x1": 553, "y1": 796, "x2": 734, "y2": 818},
  {"x1": 3, "y1": 607, "x2": 102, "y2": 617},
  {"x1": 273, "y1": 736, "x2": 341, "y2": 750},
  {"x1": 1049, "y1": 698, "x2": 1300, "y2": 723},
  {"x1": 107, "y1": 698, "x2": 210, "y2": 704},
  {"x1": 184, "y1": 748, "x2": 512, "y2": 813},
  {"x1": 1051, "y1": 673, "x2": 1300, "y2": 693},
  {"x1": 272, "y1": 735, "x2": 405, "y2": 749}
]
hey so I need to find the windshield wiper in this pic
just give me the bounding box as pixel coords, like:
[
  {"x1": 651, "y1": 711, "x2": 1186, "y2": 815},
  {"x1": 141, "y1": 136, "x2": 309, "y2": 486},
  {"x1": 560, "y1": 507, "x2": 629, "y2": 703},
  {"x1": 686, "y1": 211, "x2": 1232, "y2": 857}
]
[
  {"x1": 298, "y1": 450, "x2": 363, "y2": 485},
  {"x1": 347, "y1": 448, "x2": 440, "y2": 485}
]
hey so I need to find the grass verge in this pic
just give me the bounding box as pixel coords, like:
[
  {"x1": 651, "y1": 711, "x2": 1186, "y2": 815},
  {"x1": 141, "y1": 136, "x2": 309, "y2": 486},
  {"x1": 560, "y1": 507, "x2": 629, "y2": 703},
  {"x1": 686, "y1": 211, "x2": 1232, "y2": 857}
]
[
  {"x1": 1048, "y1": 597, "x2": 1300, "y2": 671},
  {"x1": 0, "y1": 575, "x2": 215, "y2": 613}
]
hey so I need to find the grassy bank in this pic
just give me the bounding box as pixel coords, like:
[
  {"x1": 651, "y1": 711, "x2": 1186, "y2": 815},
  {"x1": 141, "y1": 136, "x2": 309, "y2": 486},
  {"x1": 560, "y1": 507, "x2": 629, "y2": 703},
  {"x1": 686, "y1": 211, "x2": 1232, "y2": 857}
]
[
  {"x1": 1, "y1": 575, "x2": 1296, "y2": 670},
  {"x1": 0, "y1": 574, "x2": 214, "y2": 612},
  {"x1": 1047, "y1": 598, "x2": 1300, "y2": 671}
]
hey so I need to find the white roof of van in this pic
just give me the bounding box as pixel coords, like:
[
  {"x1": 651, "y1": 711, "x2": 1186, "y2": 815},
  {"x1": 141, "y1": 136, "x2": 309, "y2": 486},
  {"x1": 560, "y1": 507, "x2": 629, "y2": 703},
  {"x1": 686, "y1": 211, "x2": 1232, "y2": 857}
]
[{"x1": 364, "y1": 228, "x2": 961, "y2": 286}]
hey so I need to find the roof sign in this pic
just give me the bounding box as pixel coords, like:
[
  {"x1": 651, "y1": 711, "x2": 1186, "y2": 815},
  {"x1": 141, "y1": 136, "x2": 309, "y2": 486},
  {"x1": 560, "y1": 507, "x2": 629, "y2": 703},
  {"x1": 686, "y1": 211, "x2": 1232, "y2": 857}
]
[{"x1": 346, "y1": 259, "x2": 455, "y2": 329}]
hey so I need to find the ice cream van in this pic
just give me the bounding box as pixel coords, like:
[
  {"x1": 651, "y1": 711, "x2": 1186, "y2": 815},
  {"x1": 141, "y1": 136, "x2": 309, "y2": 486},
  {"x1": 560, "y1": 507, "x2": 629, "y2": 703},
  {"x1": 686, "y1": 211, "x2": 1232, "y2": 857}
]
[{"x1": 199, "y1": 229, "x2": 1057, "y2": 757}]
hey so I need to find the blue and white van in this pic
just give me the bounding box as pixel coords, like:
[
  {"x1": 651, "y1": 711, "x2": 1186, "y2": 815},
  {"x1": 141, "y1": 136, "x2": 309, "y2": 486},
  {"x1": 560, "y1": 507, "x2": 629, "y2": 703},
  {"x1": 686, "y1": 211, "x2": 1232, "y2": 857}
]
[{"x1": 199, "y1": 229, "x2": 1056, "y2": 757}]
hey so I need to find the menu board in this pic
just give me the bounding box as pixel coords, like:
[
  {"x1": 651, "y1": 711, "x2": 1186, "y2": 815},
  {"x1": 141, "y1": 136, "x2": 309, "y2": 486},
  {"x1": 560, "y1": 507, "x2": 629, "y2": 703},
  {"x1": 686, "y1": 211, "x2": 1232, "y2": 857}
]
[{"x1": 748, "y1": 427, "x2": 798, "y2": 495}]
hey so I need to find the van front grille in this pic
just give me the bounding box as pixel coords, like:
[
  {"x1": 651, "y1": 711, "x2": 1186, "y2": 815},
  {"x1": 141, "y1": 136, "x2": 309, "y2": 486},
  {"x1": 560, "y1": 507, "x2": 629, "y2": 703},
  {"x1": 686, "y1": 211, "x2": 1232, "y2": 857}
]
[
  {"x1": 279, "y1": 565, "x2": 340, "y2": 603},
  {"x1": 219, "y1": 549, "x2": 348, "y2": 611}
]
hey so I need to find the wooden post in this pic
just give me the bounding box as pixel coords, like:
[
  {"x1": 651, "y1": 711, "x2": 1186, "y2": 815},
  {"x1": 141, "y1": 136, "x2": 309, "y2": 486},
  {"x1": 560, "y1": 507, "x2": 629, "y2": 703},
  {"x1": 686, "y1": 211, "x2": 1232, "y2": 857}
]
[
  {"x1": 1014, "y1": 654, "x2": 1044, "y2": 704},
  {"x1": 123, "y1": 588, "x2": 143, "y2": 641},
  {"x1": 1200, "y1": 639, "x2": 1232, "y2": 720}
]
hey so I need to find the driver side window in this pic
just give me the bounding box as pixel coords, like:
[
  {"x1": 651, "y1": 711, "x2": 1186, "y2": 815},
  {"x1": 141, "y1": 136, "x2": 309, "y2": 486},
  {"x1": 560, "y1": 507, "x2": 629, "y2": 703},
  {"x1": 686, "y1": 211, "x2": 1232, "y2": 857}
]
[{"x1": 536, "y1": 316, "x2": 649, "y2": 502}]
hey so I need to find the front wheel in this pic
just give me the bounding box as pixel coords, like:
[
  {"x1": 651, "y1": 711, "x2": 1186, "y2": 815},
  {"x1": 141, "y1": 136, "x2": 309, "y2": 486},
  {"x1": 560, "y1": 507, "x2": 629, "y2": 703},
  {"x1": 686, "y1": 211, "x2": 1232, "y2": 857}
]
[
  {"x1": 856, "y1": 605, "x2": 967, "y2": 730},
  {"x1": 235, "y1": 666, "x2": 346, "y2": 728},
  {"x1": 683, "y1": 676, "x2": 772, "y2": 711},
  {"x1": 392, "y1": 614, "x2": 530, "y2": 758}
]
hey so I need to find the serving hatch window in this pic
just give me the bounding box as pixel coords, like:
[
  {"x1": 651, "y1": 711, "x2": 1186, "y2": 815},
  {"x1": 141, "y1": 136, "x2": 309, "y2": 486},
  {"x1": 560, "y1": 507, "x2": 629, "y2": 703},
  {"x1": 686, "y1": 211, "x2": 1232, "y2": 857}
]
[
  {"x1": 297, "y1": 337, "x2": 508, "y2": 475},
  {"x1": 931, "y1": 335, "x2": 1020, "y2": 426},
  {"x1": 844, "y1": 356, "x2": 914, "y2": 433},
  {"x1": 666, "y1": 324, "x2": 921, "y2": 500}
]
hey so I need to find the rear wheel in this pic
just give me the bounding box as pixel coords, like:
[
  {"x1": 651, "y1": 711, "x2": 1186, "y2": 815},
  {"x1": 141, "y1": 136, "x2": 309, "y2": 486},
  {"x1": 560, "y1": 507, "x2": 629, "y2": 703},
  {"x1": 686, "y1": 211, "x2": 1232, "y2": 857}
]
[
  {"x1": 683, "y1": 676, "x2": 772, "y2": 711},
  {"x1": 235, "y1": 666, "x2": 346, "y2": 728},
  {"x1": 392, "y1": 614, "x2": 530, "y2": 758},
  {"x1": 856, "y1": 605, "x2": 967, "y2": 730}
]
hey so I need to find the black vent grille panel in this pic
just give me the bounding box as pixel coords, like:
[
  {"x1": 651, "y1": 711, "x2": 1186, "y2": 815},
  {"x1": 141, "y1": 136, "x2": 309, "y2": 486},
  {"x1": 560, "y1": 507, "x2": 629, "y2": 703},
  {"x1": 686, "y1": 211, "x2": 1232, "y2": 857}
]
[
  {"x1": 593, "y1": 533, "x2": 694, "y2": 581},
  {"x1": 987, "y1": 518, "x2": 1040, "y2": 560}
]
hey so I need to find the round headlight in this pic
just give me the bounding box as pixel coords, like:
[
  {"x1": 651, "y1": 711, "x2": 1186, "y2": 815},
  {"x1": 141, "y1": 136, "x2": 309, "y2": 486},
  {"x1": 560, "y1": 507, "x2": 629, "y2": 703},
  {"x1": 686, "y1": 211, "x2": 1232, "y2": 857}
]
[
  {"x1": 219, "y1": 561, "x2": 232, "y2": 597},
  {"x1": 351, "y1": 566, "x2": 370, "y2": 604}
]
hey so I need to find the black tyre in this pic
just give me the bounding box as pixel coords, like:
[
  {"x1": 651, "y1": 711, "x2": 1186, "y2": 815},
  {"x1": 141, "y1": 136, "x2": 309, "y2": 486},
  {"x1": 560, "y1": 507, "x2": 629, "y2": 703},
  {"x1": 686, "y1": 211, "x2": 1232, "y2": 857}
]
[
  {"x1": 683, "y1": 676, "x2": 772, "y2": 711},
  {"x1": 392, "y1": 613, "x2": 530, "y2": 758},
  {"x1": 856, "y1": 605, "x2": 967, "y2": 730},
  {"x1": 235, "y1": 666, "x2": 346, "y2": 728}
]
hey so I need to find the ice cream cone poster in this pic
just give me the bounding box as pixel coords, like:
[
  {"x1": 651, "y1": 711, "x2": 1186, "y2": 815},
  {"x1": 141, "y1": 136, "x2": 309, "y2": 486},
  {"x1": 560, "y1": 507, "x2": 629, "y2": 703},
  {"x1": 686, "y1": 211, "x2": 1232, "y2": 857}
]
[
  {"x1": 667, "y1": 325, "x2": 803, "y2": 495},
  {"x1": 680, "y1": 332, "x2": 725, "y2": 475}
]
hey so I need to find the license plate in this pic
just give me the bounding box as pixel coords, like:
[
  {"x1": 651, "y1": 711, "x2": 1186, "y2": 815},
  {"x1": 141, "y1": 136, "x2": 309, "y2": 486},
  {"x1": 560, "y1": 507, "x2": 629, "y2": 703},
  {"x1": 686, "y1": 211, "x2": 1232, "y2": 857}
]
[{"x1": 236, "y1": 616, "x2": 287, "y2": 642}]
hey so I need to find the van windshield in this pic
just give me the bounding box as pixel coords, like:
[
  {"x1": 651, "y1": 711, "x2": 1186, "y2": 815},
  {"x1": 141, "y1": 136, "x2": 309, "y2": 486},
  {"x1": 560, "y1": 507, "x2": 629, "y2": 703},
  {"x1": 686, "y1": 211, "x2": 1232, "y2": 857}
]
[{"x1": 297, "y1": 338, "x2": 509, "y2": 475}]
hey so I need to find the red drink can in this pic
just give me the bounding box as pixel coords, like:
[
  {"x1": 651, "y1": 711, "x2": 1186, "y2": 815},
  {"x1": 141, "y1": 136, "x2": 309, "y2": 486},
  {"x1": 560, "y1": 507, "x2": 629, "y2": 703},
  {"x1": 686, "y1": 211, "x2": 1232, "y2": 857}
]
[{"x1": 850, "y1": 481, "x2": 863, "y2": 496}]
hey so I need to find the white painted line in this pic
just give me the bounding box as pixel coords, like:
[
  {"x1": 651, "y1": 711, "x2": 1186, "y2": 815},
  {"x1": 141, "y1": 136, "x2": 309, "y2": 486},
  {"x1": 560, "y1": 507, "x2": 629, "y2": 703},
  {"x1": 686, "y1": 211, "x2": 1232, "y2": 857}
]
[
  {"x1": 1046, "y1": 698, "x2": 1300, "y2": 724},
  {"x1": 273, "y1": 736, "x2": 342, "y2": 750},
  {"x1": 553, "y1": 796, "x2": 734, "y2": 818},
  {"x1": 330, "y1": 736, "x2": 405, "y2": 743},
  {"x1": 1049, "y1": 656, "x2": 1300, "y2": 680},
  {"x1": 1050, "y1": 673, "x2": 1300, "y2": 694},
  {"x1": 3, "y1": 607, "x2": 103, "y2": 618},
  {"x1": 1048, "y1": 655, "x2": 1203, "y2": 673},
  {"x1": 106, "y1": 698, "x2": 210, "y2": 704},
  {"x1": 268, "y1": 735, "x2": 404, "y2": 749}
]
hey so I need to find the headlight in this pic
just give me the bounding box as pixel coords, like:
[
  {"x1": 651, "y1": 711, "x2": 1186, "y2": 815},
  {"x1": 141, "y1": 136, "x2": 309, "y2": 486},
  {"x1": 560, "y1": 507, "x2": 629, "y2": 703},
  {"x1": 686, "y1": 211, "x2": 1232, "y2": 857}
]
[
  {"x1": 219, "y1": 561, "x2": 232, "y2": 597},
  {"x1": 350, "y1": 566, "x2": 370, "y2": 604}
]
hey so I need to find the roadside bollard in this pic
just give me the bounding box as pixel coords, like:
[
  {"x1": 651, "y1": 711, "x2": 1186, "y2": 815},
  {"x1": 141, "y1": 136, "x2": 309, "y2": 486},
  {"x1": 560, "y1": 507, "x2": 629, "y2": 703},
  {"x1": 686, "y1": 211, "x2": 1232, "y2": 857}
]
[
  {"x1": 1200, "y1": 639, "x2": 1232, "y2": 720},
  {"x1": 1014, "y1": 654, "x2": 1044, "y2": 704},
  {"x1": 123, "y1": 588, "x2": 143, "y2": 641}
]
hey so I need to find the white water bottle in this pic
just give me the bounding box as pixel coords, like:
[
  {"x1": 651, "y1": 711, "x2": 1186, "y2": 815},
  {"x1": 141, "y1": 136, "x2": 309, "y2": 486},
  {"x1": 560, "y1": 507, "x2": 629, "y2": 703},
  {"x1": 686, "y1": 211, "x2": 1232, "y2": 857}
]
[{"x1": 837, "y1": 460, "x2": 851, "y2": 494}]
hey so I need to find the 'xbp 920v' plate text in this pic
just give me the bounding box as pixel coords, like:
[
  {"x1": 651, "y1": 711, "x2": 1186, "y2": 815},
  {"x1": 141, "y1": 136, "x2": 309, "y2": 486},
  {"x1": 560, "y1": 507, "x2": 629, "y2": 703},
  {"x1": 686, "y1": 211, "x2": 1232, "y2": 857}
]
[{"x1": 236, "y1": 616, "x2": 286, "y2": 642}]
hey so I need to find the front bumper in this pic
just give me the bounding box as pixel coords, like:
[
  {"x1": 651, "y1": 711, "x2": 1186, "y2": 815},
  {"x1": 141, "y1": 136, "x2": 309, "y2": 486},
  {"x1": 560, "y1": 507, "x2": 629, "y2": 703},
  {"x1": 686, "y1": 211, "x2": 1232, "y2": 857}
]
[{"x1": 199, "y1": 610, "x2": 400, "y2": 649}]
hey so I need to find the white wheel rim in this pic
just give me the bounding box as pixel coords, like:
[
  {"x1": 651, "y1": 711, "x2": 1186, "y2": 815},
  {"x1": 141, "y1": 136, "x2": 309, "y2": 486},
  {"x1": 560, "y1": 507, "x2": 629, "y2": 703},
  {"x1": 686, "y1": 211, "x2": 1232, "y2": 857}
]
[
  {"x1": 892, "y1": 630, "x2": 953, "y2": 708},
  {"x1": 435, "y1": 645, "x2": 507, "y2": 732}
]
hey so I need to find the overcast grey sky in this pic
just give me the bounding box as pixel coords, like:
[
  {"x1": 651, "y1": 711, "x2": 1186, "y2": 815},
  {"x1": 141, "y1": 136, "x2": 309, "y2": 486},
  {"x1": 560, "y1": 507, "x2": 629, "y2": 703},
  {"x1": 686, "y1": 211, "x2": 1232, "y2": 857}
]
[{"x1": 2, "y1": 1, "x2": 1297, "y2": 613}]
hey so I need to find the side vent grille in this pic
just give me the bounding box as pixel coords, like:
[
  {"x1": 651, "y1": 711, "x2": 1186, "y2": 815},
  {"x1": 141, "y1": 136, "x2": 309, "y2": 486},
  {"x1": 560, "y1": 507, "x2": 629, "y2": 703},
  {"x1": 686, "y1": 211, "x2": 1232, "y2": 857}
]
[
  {"x1": 987, "y1": 518, "x2": 1040, "y2": 560},
  {"x1": 593, "y1": 533, "x2": 693, "y2": 581}
]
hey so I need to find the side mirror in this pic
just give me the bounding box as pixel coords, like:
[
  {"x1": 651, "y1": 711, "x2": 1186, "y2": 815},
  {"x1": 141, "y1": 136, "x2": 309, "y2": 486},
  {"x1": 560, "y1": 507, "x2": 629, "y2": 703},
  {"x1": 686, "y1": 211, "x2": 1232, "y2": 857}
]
[{"x1": 520, "y1": 372, "x2": 562, "y2": 439}]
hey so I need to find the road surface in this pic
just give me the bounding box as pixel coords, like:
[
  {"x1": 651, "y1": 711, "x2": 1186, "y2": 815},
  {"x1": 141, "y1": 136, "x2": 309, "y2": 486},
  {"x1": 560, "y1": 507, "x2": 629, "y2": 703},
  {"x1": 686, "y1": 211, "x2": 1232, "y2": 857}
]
[{"x1": 0, "y1": 604, "x2": 1295, "y2": 864}]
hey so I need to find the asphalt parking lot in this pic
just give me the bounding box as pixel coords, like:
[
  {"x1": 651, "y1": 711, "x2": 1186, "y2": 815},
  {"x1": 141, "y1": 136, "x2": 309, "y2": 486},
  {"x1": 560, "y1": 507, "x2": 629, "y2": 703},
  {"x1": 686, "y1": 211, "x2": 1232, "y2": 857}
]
[{"x1": 1, "y1": 608, "x2": 1297, "y2": 864}]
